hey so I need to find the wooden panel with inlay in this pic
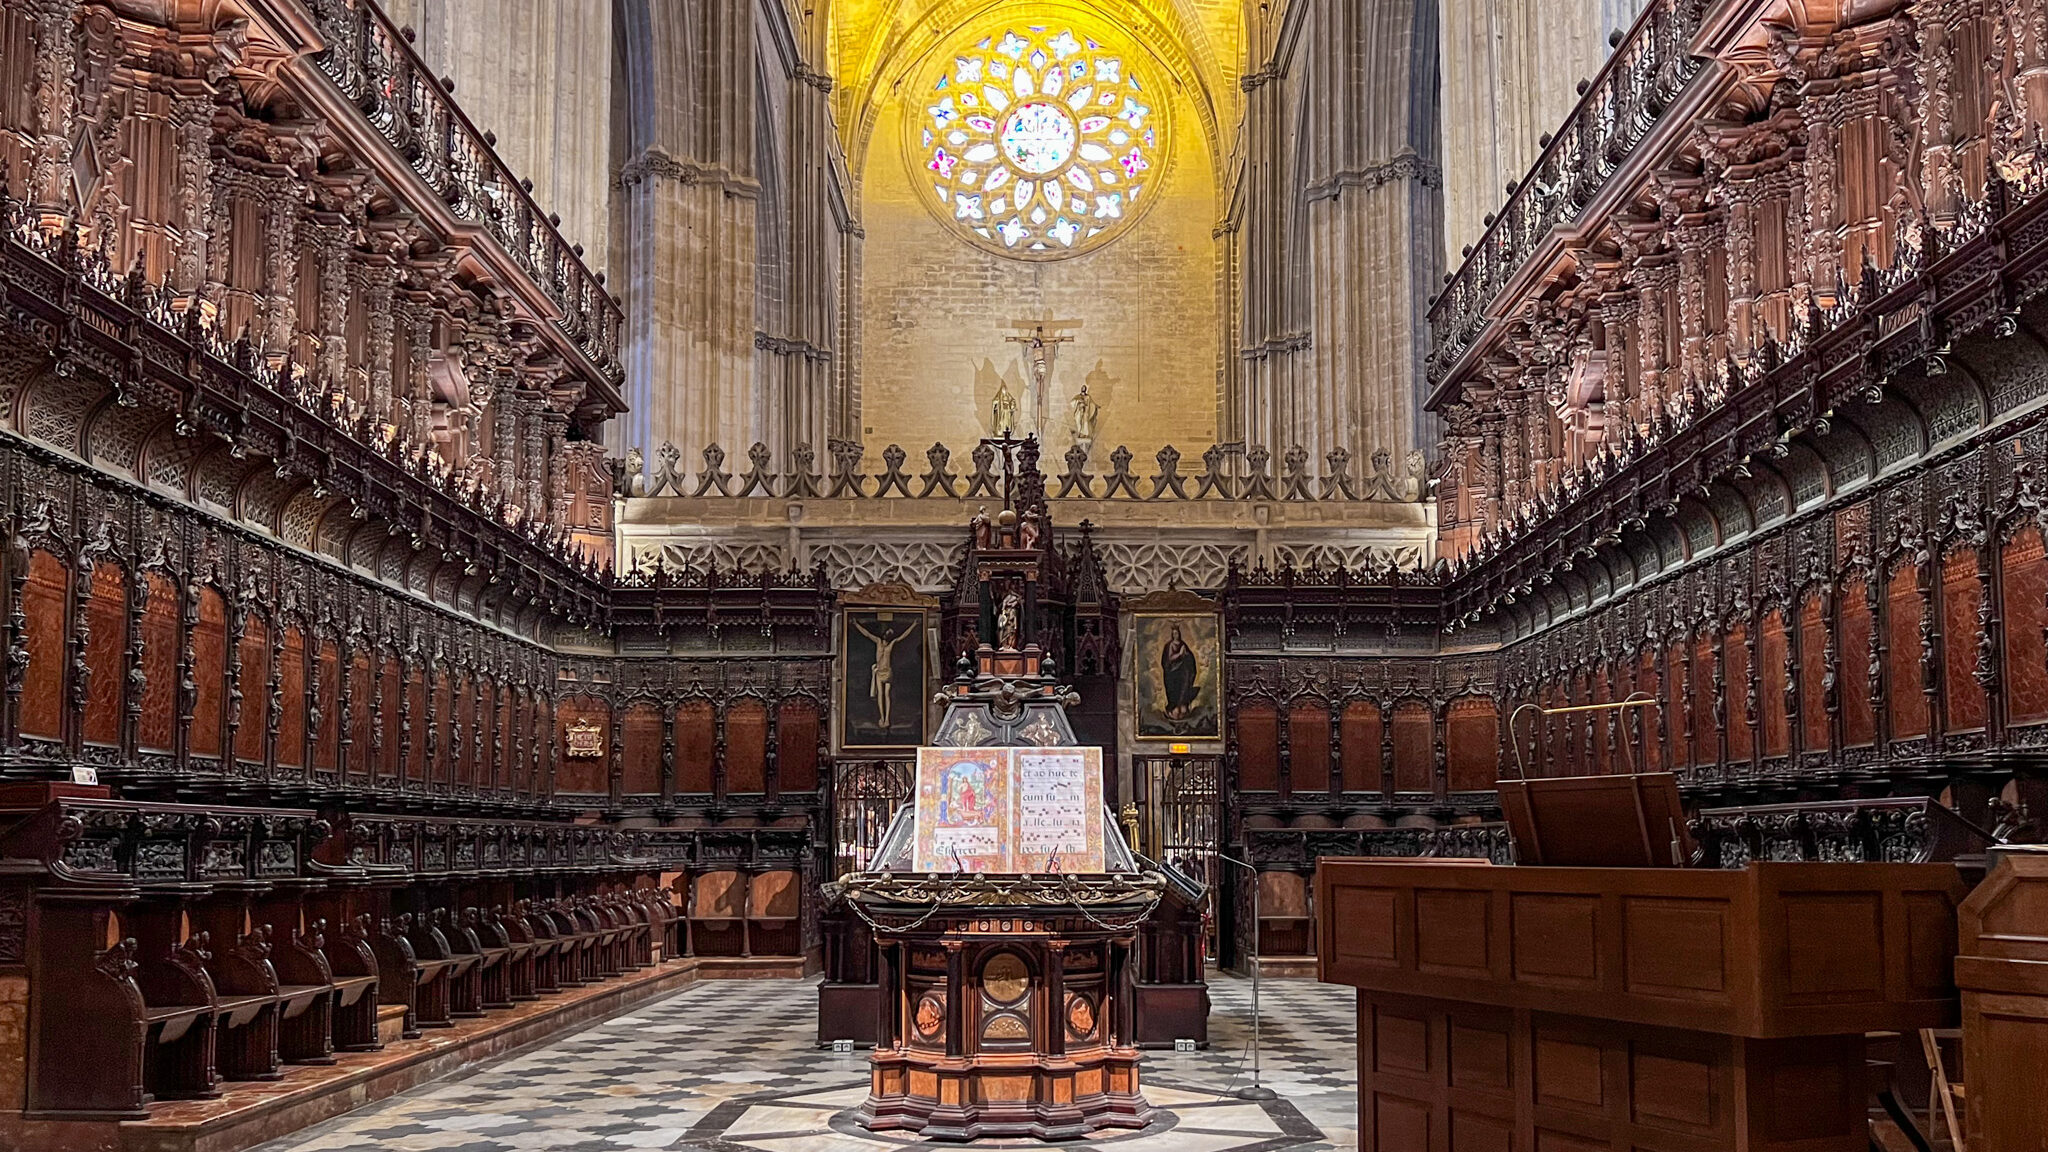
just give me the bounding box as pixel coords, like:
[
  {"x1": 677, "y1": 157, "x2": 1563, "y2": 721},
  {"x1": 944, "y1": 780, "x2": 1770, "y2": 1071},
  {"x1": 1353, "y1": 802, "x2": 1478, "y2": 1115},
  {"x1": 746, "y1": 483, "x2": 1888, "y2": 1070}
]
[{"x1": 1319, "y1": 861, "x2": 1963, "y2": 1037}]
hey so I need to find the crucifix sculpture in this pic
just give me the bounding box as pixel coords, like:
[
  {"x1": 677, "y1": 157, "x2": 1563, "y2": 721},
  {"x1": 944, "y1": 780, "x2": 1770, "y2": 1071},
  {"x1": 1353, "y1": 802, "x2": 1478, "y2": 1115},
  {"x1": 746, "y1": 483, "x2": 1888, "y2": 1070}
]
[
  {"x1": 979, "y1": 432, "x2": 1032, "y2": 512},
  {"x1": 1004, "y1": 318, "x2": 1080, "y2": 437}
]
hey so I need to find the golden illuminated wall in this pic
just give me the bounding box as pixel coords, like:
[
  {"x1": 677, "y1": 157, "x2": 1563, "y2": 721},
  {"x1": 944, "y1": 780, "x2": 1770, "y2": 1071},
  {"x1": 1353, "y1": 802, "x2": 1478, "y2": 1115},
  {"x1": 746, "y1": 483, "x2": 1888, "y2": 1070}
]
[{"x1": 852, "y1": 8, "x2": 1223, "y2": 468}]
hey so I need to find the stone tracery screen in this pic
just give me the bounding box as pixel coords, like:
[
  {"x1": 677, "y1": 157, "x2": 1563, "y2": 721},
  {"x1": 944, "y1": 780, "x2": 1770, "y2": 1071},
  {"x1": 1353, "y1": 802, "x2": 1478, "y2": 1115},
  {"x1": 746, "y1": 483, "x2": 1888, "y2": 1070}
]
[{"x1": 911, "y1": 23, "x2": 1164, "y2": 259}]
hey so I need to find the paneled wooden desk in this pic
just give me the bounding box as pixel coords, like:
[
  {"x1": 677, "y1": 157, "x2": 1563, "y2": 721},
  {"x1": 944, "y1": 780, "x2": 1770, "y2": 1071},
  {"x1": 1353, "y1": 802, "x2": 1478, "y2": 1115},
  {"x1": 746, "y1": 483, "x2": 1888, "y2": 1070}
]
[{"x1": 1316, "y1": 860, "x2": 1967, "y2": 1152}]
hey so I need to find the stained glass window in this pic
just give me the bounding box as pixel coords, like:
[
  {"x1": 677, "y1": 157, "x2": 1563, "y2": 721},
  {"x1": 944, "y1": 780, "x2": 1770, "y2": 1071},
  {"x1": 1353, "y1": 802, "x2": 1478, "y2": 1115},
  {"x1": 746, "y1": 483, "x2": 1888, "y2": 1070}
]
[{"x1": 912, "y1": 23, "x2": 1165, "y2": 259}]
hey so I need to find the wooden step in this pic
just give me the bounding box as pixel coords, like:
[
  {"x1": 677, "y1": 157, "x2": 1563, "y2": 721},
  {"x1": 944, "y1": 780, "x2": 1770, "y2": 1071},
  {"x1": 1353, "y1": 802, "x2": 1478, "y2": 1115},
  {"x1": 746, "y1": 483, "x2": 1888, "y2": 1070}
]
[{"x1": 376, "y1": 1003, "x2": 409, "y2": 1047}]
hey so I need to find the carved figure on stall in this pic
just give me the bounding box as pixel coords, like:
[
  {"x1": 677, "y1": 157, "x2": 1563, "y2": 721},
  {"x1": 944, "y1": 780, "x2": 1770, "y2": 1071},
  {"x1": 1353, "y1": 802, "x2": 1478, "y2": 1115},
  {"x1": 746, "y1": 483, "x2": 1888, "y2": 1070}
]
[
  {"x1": 971, "y1": 505, "x2": 992, "y2": 550},
  {"x1": 997, "y1": 588, "x2": 1022, "y2": 650}
]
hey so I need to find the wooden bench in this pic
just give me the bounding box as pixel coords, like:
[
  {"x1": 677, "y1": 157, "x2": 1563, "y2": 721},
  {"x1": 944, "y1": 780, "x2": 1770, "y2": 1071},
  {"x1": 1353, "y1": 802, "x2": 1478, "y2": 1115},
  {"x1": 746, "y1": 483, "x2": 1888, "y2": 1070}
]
[
  {"x1": 373, "y1": 913, "x2": 462, "y2": 1033},
  {"x1": 7, "y1": 797, "x2": 678, "y2": 1120},
  {"x1": 325, "y1": 914, "x2": 384, "y2": 1052},
  {"x1": 136, "y1": 935, "x2": 224, "y2": 1101},
  {"x1": 498, "y1": 903, "x2": 542, "y2": 1000},
  {"x1": 518, "y1": 899, "x2": 565, "y2": 994}
]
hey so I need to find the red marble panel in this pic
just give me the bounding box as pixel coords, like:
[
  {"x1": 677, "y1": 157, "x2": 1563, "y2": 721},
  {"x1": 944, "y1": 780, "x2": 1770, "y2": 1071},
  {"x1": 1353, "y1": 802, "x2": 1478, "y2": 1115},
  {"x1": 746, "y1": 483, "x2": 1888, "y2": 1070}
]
[
  {"x1": 428, "y1": 672, "x2": 451, "y2": 786},
  {"x1": 276, "y1": 627, "x2": 306, "y2": 770},
  {"x1": 778, "y1": 698, "x2": 820, "y2": 792},
  {"x1": 378, "y1": 658, "x2": 401, "y2": 779},
  {"x1": 1447, "y1": 696, "x2": 1498, "y2": 791},
  {"x1": 1665, "y1": 647, "x2": 1689, "y2": 770},
  {"x1": 348, "y1": 652, "x2": 372, "y2": 779},
  {"x1": 621, "y1": 700, "x2": 662, "y2": 796},
  {"x1": 81, "y1": 564, "x2": 125, "y2": 747},
  {"x1": 1887, "y1": 565, "x2": 1929, "y2": 739},
  {"x1": 500, "y1": 688, "x2": 517, "y2": 793},
  {"x1": 1589, "y1": 669, "x2": 1612, "y2": 776},
  {"x1": 1944, "y1": 551, "x2": 1987, "y2": 733},
  {"x1": 404, "y1": 666, "x2": 426, "y2": 780},
  {"x1": 189, "y1": 586, "x2": 227, "y2": 759},
  {"x1": 1638, "y1": 651, "x2": 1663, "y2": 771},
  {"x1": 676, "y1": 699, "x2": 715, "y2": 793},
  {"x1": 1236, "y1": 702, "x2": 1280, "y2": 791},
  {"x1": 138, "y1": 573, "x2": 179, "y2": 753},
  {"x1": 725, "y1": 698, "x2": 767, "y2": 794},
  {"x1": 1839, "y1": 578, "x2": 1875, "y2": 747},
  {"x1": 1799, "y1": 598, "x2": 1829, "y2": 753},
  {"x1": 501, "y1": 684, "x2": 520, "y2": 795},
  {"x1": 1392, "y1": 700, "x2": 1433, "y2": 792},
  {"x1": 480, "y1": 681, "x2": 501, "y2": 792},
  {"x1": 533, "y1": 695, "x2": 552, "y2": 796},
  {"x1": 1288, "y1": 702, "x2": 1332, "y2": 795},
  {"x1": 454, "y1": 674, "x2": 474, "y2": 786},
  {"x1": 1692, "y1": 638, "x2": 1716, "y2": 770},
  {"x1": 1726, "y1": 626, "x2": 1752, "y2": 765},
  {"x1": 1341, "y1": 700, "x2": 1384, "y2": 793},
  {"x1": 17, "y1": 550, "x2": 67, "y2": 742},
  {"x1": 2004, "y1": 531, "x2": 2048, "y2": 724},
  {"x1": 234, "y1": 615, "x2": 269, "y2": 764},
  {"x1": 1759, "y1": 612, "x2": 1788, "y2": 758},
  {"x1": 313, "y1": 639, "x2": 339, "y2": 772}
]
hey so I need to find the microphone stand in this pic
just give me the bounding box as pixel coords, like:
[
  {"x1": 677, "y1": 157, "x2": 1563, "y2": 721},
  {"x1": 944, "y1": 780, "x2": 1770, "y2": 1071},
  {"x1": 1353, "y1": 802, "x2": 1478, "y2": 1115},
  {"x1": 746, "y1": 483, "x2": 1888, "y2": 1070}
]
[{"x1": 1213, "y1": 852, "x2": 1275, "y2": 1101}]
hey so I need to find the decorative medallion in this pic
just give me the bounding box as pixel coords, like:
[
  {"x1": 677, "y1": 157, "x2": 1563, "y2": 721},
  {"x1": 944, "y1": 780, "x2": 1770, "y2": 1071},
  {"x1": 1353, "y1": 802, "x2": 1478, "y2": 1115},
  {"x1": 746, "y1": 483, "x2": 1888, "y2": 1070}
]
[
  {"x1": 909, "y1": 22, "x2": 1167, "y2": 259},
  {"x1": 983, "y1": 1013, "x2": 1029, "y2": 1040},
  {"x1": 1065, "y1": 992, "x2": 1096, "y2": 1039},
  {"x1": 914, "y1": 992, "x2": 945, "y2": 1039},
  {"x1": 565, "y1": 718, "x2": 605, "y2": 758},
  {"x1": 982, "y1": 952, "x2": 1029, "y2": 1002}
]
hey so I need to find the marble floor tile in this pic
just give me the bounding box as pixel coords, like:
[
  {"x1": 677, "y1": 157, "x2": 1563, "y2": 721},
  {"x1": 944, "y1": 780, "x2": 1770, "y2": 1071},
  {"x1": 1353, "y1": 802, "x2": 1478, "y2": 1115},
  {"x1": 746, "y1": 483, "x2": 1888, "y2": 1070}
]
[{"x1": 249, "y1": 972, "x2": 1357, "y2": 1152}]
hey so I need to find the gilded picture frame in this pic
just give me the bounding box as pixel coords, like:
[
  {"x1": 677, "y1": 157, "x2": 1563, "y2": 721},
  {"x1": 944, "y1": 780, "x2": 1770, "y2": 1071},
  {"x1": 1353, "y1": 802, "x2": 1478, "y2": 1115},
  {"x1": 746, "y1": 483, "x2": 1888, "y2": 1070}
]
[{"x1": 1131, "y1": 612, "x2": 1223, "y2": 741}]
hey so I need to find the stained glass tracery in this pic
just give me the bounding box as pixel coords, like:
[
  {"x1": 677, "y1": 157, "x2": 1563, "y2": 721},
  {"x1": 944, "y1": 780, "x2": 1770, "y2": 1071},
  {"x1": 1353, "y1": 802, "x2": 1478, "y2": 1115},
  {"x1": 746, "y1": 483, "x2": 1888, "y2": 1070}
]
[{"x1": 914, "y1": 24, "x2": 1163, "y2": 258}]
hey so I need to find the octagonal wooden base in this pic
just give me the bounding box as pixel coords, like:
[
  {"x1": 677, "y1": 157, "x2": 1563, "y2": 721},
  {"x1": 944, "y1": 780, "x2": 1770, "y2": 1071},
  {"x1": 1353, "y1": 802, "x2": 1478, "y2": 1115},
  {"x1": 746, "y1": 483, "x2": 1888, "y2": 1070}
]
[{"x1": 857, "y1": 1047, "x2": 1153, "y2": 1141}]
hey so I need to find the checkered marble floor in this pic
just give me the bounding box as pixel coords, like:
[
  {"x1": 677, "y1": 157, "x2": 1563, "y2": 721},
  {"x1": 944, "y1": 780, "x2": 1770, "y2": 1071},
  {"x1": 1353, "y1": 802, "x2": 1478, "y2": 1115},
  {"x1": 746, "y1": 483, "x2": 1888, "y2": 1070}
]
[{"x1": 252, "y1": 972, "x2": 1358, "y2": 1152}]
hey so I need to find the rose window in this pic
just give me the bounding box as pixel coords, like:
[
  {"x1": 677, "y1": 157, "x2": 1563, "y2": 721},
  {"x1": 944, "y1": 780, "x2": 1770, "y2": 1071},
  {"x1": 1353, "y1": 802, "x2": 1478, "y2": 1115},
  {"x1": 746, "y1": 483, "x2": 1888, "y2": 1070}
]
[{"x1": 913, "y1": 25, "x2": 1165, "y2": 258}]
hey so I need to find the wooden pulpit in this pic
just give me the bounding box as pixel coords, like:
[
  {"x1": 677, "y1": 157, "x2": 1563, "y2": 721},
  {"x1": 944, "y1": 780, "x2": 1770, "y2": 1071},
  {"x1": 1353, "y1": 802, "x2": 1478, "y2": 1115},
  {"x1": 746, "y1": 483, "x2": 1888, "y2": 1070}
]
[{"x1": 1317, "y1": 859, "x2": 1966, "y2": 1152}]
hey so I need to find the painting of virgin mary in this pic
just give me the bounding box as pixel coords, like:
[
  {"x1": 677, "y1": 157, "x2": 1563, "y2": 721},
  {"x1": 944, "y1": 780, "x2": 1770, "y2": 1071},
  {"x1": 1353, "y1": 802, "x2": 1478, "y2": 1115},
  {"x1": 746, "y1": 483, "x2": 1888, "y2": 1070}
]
[{"x1": 1133, "y1": 613, "x2": 1221, "y2": 740}]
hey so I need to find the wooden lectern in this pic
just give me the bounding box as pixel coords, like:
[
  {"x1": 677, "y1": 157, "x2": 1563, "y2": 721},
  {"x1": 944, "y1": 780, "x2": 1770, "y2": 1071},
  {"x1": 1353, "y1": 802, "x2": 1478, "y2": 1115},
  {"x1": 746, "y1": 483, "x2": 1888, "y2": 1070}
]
[{"x1": 1318, "y1": 859, "x2": 1965, "y2": 1152}]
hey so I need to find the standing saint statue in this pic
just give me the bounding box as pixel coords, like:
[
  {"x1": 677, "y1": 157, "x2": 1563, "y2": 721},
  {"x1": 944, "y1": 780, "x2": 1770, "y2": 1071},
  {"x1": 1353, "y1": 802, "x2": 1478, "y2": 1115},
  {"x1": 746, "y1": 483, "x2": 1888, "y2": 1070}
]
[
  {"x1": 1159, "y1": 623, "x2": 1200, "y2": 720},
  {"x1": 991, "y1": 381, "x2": 1020, "y2": 437},
  {"x1": 854, "y1": 618, "x2": 913, "y2": 729},
  {"x1": 996, "y1": 589, "x2": 1022, "y2": 651},
  {"x1": 1068, "y1": 384, "x2": 1100, "y2": 461}
]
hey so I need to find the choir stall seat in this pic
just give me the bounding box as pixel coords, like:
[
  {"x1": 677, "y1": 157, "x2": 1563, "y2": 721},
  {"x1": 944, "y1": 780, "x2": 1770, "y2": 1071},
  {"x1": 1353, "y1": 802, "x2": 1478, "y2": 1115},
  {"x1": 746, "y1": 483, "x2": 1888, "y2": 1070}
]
[
  {"x1": 1255, "y1": 870, "x2": 1314, "y2": 958},
  {"x1": 135, "y1": 935, "x2": 226, "y2": 1102},
  {"x1": 375, "y1": 913, "x2": 461, "y2": 1034},
  {"x1": 748, "y1": 870, "x2": 803, "y2": 957},
  {"x1": 5, "y1": 798, "x2": 679, "y2": 1122},
  {"x1": 429, "y1": 907, "x2": 488, "y2": 1018},
  {"x1": 690, "y1": 870, "x2": 748, "y2": 956}
]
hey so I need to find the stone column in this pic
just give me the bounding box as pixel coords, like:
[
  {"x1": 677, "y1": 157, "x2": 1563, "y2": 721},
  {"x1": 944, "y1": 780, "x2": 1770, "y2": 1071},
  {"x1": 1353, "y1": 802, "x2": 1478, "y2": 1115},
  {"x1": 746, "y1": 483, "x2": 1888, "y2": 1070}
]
[
  {"x1": 1235, "y1": 0, "x2": 1444, "y2": 473},
  {"x1": 613, "y1": 0, "x2": 762, "y2": 461}
]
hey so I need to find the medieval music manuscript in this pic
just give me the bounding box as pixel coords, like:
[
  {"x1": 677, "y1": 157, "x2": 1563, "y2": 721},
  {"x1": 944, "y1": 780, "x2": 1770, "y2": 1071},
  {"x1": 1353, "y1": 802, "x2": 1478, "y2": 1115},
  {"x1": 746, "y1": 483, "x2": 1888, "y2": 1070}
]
[{"x1": 913, "y1": 747, "x2": 1105, "y2": 873}]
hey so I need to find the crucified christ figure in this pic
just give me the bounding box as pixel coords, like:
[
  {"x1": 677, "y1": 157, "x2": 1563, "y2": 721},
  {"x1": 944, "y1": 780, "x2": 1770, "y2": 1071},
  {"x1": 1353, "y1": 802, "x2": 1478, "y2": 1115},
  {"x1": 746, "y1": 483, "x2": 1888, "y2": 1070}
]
[{"x1": 855, "y1": 619, "x2": 913, "y2": 729}]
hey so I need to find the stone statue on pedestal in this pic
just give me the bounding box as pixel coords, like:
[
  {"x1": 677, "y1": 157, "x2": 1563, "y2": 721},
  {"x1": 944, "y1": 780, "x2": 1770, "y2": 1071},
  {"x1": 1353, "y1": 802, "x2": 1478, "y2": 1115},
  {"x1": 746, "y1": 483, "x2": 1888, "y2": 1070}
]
[
  {"x1": 991, "y1": 382, "x2": 1019, "y2": 437},
  {"x1": 1068, "y1": 385, "x2": 1099, "y2": 461}
]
